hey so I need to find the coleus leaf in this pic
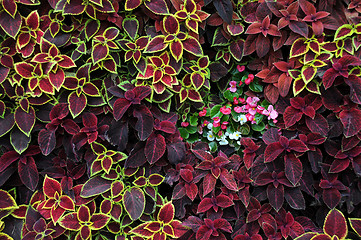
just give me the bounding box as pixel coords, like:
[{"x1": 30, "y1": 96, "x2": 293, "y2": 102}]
[
  {"x1": 18, "y1": 156, "x2": 39, "y2": 191},
  {"x1": 145, "y1": 133, "x2": 166, "y2": 164},
  {"x1": 323, "y1": 209, "x2": 347, "y2": 239},
  {"x1": 339, "y1": 108, "x2": 361, "y2": 137},
  {"x1": 15, "y1": 106, "x2": 35, "y2": 137},
  {"x1": 0, "y1": 189, "x2": 17, "y2": 210},
  {"x1": 38, "y1": 129, "x2": 56, "y2": 156},
  {"x1": 123, "y1": 187, "x2": 145, "y2": 221},
  {"x1": 81, "y1": 176, "x2": 112, "y2": 198},
  {"x1": 349, "y1": 218, "x2": 361, "y2": 238},
  {"x1": 133, "y1": 105, "x2": 154, "y2": 141}
]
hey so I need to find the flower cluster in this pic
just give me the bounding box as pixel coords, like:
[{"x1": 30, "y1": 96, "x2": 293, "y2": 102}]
[{"x1": 179, "y1": 67, "x2": 278, "y2": 152}]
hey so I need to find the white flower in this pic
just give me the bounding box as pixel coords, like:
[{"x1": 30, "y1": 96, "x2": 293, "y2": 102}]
[
  {"x1": 207, "y1": 132, "x2": 215, "y2": 141},
  {"x1": 229, "y1": 131, "x2": 241, "y2": 140},
  {"x1": 225, "y1": 132, "x2": 229, "y2": 136},
  {"x1": 216, "y1": 135, "x2": 228, "y2": 145},
  {"x1": 238, "y1": 114, "x2": 247, "y2": 125},
  {"x1": 207, "y1": 122, "x2": 213, "y2": 129},
  {"x1": 237, "y1": 140, "x2": 241, "y2": 145},
  {"x1": 219, "y1": 137, "x2": 229, "y2": 145}
]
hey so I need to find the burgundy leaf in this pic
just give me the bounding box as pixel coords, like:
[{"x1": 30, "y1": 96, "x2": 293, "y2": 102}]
[
  {"x1": 123, "y1": 187, "x2": 145, "y2": 221},
  {"x1": 145, "y1": 133, "x2": 165, "y2": 164},
  {"x1": 133, "y1": 105, "x2": 154, "y2": 141}
]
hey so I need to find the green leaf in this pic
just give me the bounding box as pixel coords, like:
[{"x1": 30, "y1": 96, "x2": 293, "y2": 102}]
[
  {"x1": 179, "y1": 128, "x2": 189, "y2": 139},
  {"x1": 239, "y1": 124, "x2": 250, "y2": 135},
  {"x1": 209, "y1": 141, "x2": 218, "y2": 152},
  {"x1": 210, "y1": 105, "x2": 222, "y2": 118},
  {"x1": 251, "y1": 122, "x2": 265, "y2": 132},
  {"x1": 254, "y1": 113, "x2": 264, "y2": 124},
  {"x1": 189, "y1": 115, "x2": 198, "y2": 126},
  {"x1": 223, "y1": 90, "x2": 233, "y2": 102},
  {"x1": 249, "y1": 79, "x2": 263, "y2": 92},
  {"x1": 186, "y1": 126, "x2": 198, "y2": 134}
]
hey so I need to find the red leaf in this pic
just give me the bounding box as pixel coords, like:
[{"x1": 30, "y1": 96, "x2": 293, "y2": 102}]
[
  {"x1": 68, "y1": 92, "x2": 86, "y2": 118},
  {"x1": 284, "y1": 154, "x2": 303, "y2": 186},
  {"x1": 145, "y1": 133, "x2": 165, "y2": 164},
  {"x1": 164, "y1": 15, "x2": 179, "y2": 34},
  {"x1": 324, "y1": 209, "x2": 347, "y2": 239},
  {"x1": 264, "y1": 142, "x2": 284, "y2": 163},
  {"x1": 289, "y1": 21, "x2": 308, "y2": 38},
  {"x1": 144, "y1": 36, "x2": 167, "y2": 53},
  {"x1": 305, "y1": 113, "x2": 329, "y2": 136},
  {"x1": 290, "y1": 39, "x2": 307, "y2": 57},
  {"x1": 350, "y1": 219, "x2": 361, "y2": 238},
  {"x1": 219, "y1": 168, "x2": 238, "y2": 191},
  {"x1": 14, "y1": 62, "x2": 34, "y2": 78},
  {"x1": 38, "y1": 129, "x2": 56, "y2": 156},
  {"x1": 284, "y1": 106, "x2": 303, "y2": 128},
  {"x1": 144, "y1": 0, "x2": 169, "y2": 14},
  {"x1": 256, "y1": 34, "x2": 270, "y2": 58},
  {"x1": 322, "y1": 68, "x2": 338, "y2": 89},
  {"x1": 92, "y1": 44, "x2": 108, "y2": 64},
  {"x1": 125, "y1": 0, "x2": 142, "y2": 10},
  {"x1": 203, "y1": 173, "x2": 216, "y2": 197},
  {"x1": 81, "y1": 176, "x2": 112, "y2": 197},
  {"x1": 123, "y1": 187, "x2": 145, "y2": 221},
  {"x1": 197, "y1": 198, "x2": 212, "y2": 213},
  {"x1": 59, "y1": 213, "x2": 81, "y2": 230},
  {"x1": 323, "y1": 188, "x2": 340, "y2": 209},
  {"x1": 15, "y1": 106, "x2": 35, "y2": 136},
  {"x1": 267, "y1": 184, "x2": 284, "y2": 211},
  {"x1": 133, "y1": 105, "x2": 154, "y2": 141},
  {"x1": 3, "y1": 0, "x2": 17, "y2": 17},
  {"x1": 339, "y1": 108, "x2": 361, "y2": 137},
  {"x1": 0, "y1": 11, "x2": 21, "y2": 38},
  {"x1": 196, "y1": 225, "x2": 212, "y2": 240},
  {"x1": 0, "y1": 189, "x2": 16, "y2": 209},
  {"x1": 183, "y1": 36, "x2": 203, "y2": 56},
  {"x1": 0, "y1": 151, "x2": 18, "y2": 172},
  {"x1": 214, "y1": 218, "x2": 232, "y2": 232}
]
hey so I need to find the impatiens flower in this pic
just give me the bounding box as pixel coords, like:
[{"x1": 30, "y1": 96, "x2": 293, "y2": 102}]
[
  {"x1": 207, "y1": 132, "x2": 215, "y2": 141},
  {"x1": 220, "y1": 106, "x2": 232, "y2": 115},
  {"x1": 221, "y1": 121, "x2": 228, "y2": 130},
  {"x1": 237, "y1": 65, "x2": 245, "y2": 72},
  {"x1": 181, "y1": 122, "x2": 189, "y2": 127},
  {"x1": 199, "y1": 107, "x2": 207, "y2": 117},
  {"x1": 238, "y1": 115, "x2": 247, "y2": 125},
  {"x1": 262, "y1": 105, "x2": 279, "y2": 120},
  {"x1": 229, "y1": 131, "x2": 241, "y2": 140},
  {"x1": 228, "y1": 80, "x2": 237, "y2": 92}
]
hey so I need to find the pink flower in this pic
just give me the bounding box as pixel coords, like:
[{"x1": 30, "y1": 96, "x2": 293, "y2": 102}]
[
  {"x1": 246, "y1": 97, "x2": 260, "y2": 108},
  {"x1": 228, "y1": 81, "x2": 237, "y2": 93},
  {"x1": 239, "y1": 98, "x2": 246, "y2": 104},
  {"x1": 256, "y1": 105, "x2": 265, "y2": 114},
  {"x1": 181, "y1": 122, "x2": 189, "y2": 127},
  {"x1": 234, "y1": 106, "x2": 243, "y2": 113},
  {"x1": 203, "y1": 120, "x2": 210, "y2": 126},
  {"x1": 220, "y1": 106, "x2": 232, "y2": 115},
  {"x1": 221, "y1": 121, "x2": 228, "y2": 130},
  {"x1": 244, "y1": 77, "x2": 252, "y2": 85},
  {"x1": 237, "y1": 65, "x2": 245, "y2": 72},
  {"x1": 233, "y1": 97, "x2": 239, "y2": 105},
  {"x1": 248, "y1": 74, "x2": 254, "y2": 81},
  {"x1": 262, "y1": 105, "x2": 278, "y2": 120},
  {"x1": 217, "y1": 131, "x2": 223, "y2": 137},
  {"x1": 213, "y1": 117, "x2": 221, "y2": 127},
  {"x1": 246, "y1": 113, "x2": 254, "y2": 122},
  {"x1": 199, "y1": 107, "x2": 207, "y2": 117}
]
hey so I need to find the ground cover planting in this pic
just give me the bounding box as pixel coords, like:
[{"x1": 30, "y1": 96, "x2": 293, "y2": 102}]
[{"x1": 0, "y1": 0, "x2": 361, "y2": 239}]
